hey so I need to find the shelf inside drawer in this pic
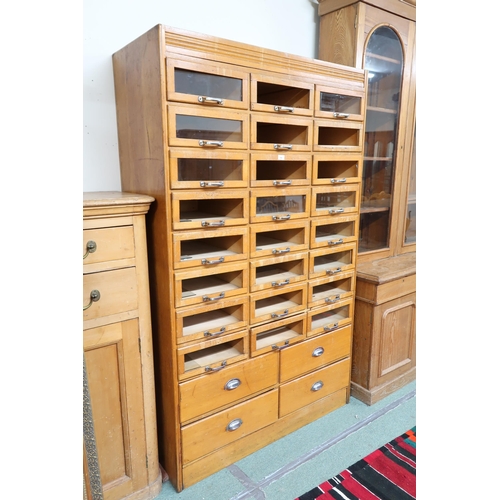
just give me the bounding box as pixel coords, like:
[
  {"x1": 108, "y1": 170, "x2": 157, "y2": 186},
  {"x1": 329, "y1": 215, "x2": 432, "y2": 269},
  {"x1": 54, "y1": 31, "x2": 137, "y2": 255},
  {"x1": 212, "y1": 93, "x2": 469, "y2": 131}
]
[
  {"x1": 251, "y1": 315, "x2": 306, "y2": 356},
  {"x1": 251, "y1": 221, "x2": 309, "y2": 258},
  {"x1": 307, "y1": 300, "x2": 353, "y2": 337},
  {"x1": 311, "y1": 216, "x2": 358, "y2": 248},
  {"x1": 251, "y1": 284, "x2": 306, "y2": 325},
  {"x1": 250, "y1": 153, "x2": 311, "y2": 187},
  {"x1": 313, "y1": 156, "x2": 361, "y2": 185},
  {"x1": 251, "y1": 253, "x2": 308, "y2": 292},
  {"x1": 309, "y1": 274, "x2": 354, "y2": 308}
]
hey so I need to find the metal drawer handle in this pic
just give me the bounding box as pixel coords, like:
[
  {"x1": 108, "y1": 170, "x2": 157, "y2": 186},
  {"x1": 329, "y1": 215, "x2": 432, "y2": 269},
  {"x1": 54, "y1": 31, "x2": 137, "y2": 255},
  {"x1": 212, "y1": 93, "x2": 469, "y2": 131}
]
[
  {"x1": 330, "y1": 178, "x2": 347, "y2": 184},
  {"x1": 323, "y1": 323, "x2": 339, "y2": 332},
  {"x1": 198, "y1": 96, "x2": 224, "y2": 105},
  {"x1": 83, "y1": 290, "x2": 100, "y2": 311},
  {"x1": 200, "y1": 181, "x2": 224, "y2": 187},
  {"x1": 311, "y1": 381, "x2": 324, "y2": 392},
  {"x1": 328, "y1": 208, "x2": 345, "y2": 214},
  {"x1": 224, "y1": 378, "x2": 241, "y2": 391},
  {"x1": 312, "y1": 347, "x2": 324, "y2": 357},
  {"x1": 273, "y1": 144, "x2": 293, "y2": 150},
  {"x1": 333, "y1": 112, "x2": 349, "y2": 118},
  {"x1": 271, "y1": 279, "x2": 290, "y2": 287},
  {"x1": 272, "y1": 214, "x2": 291, "y2": 221},
  {"x1": 274, "y1": 105, "x2": 294, "y2": 113},
  {"x1": 199, "y1": 140, "x2": 224, "y2": 147},
  {"x1": 226, "y1": 418, "x2": 243, "y2": 432},
  {"x1": 326, "y1": 268, "x2": 342, "y2": 275},
  {"x1": 201, "y1": 257, "x2": 225, "y2": 265},
  {"x1": 204, "y1": 326, "x2": 226, "y2": 337},
  {"x1": 325, "y1": 295, "x2": 340, "y2": 304},
  {"x1": 271, "y1": 309, "x2": 289, "y2": 319},
  {"x1": 201, "y1": 220, "x2": 225, "y2": 227},
  {"x1": 83, "y1": 240, "x2": 97, "y2": 260},
  {"x1": 205, "y1": 360, "x2": 227, "y2": 373},
  {"x1": 272, "y1": 340, "x2": 290, "y2": 351},
  {"x1": 328, "y1": 239, "x2": 344, "y2": 246},
  {"x1": 273, "y1": 180, "x2": 292, "y2": 186},
  {"x1": 272, "y1": 247, "x2": 290, "y2": 254},
  {"x1": 202, "y1": 292, "x2": 225, "y2": 302}
]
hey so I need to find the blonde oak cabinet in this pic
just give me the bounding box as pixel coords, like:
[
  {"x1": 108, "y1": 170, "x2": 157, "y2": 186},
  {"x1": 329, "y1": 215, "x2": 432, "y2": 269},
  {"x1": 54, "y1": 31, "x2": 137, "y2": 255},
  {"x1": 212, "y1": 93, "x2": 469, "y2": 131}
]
[
  {"x1": 112, "y1": 25, "x2": 366, "y2": 491},
  {"x1": 83, "y1": 192, "x2": 162, "y2": 500},
  {"x1": 317, "y1": 0, "x2": 416, "y2": 403}
]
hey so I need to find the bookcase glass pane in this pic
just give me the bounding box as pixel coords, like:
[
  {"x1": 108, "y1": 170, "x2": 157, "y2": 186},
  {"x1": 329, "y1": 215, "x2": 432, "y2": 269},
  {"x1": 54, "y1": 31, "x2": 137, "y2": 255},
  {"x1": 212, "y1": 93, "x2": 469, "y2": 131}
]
[
  {"x1": 174, "y1": 68, "x2": 243, "y2": 101},
  {"x1": 404, "y1": 125, "x2": 416, "y2": 244}
]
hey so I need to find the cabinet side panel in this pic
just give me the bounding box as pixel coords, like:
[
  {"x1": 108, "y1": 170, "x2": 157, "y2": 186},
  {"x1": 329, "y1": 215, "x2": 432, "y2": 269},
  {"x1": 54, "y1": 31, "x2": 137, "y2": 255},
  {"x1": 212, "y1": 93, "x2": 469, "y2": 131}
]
[{"x1": 351, "y1": 298, "x2": 373, "y2": 387}]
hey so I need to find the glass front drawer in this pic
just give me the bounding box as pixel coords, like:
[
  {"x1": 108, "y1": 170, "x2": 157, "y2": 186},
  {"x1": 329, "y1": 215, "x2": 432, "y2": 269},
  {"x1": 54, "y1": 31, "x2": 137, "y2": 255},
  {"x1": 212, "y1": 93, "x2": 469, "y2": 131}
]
[
  {"x1": 311, "y1": 185, "x2": 359, "y2": 217},
  {"x1": 308, "y1": 273, "x2": 355, "y2": 309},
  {"x1": 310, "y1": 215, "x2": 358, "y2": 249},
  {"x1": 251, "y1": 74, "x2": 313, "y2": 116},
  {"x1": 250, "y1": 153, "x2": 311, "y2": 188},
  {"x1": 169, "y1": 149, "x2": 248, "y2": 189},
  {"x1": 313, "y1": 119, "x2": 363, "y2": 152},
  {"x1": 171, "y1": 190, "x2": 248, "y2": 230},
  {"x1": 312, "y1": 155, "x2": 361, "y2": 185},
  {"x1": 306, "y1": 299, "x2": 353, "y2": 338},
  {"x1": 250, "y1": 220, "x2": 309, "y2": 258},
  {"x1": 314, "y1": 84, "x2": 364, "y2": 121},
  {"x1": 166, "y1": 58, "x2": 249, "y2": 109},
  {"x1": 250, "y1": 187, "x2": 310, "y2": 223},
  {"x1": 172, "y1": 227, "x2": 248, "y2": 270},
  {"x1": 308, "y1": 243, "x2": 356, "y2": 280},
  {"x1": 168, "y1": 105, "x2": 248, "y2": 150}
]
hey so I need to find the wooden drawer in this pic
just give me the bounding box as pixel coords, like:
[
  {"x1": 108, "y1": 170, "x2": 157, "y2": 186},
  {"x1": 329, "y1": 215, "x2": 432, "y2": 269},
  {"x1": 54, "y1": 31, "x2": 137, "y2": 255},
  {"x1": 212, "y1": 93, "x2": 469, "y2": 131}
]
[
  {"x1": 175, "y1": 296, "x2": 248, "y2": 345},
  {"x1": 83, "y1": 225, "x2": 135, "y2": 273},
  {"x1": 250, "y1": 220, "x2": 309, "y2": 259},
  {"x1": 167, "y1": 104, "x2": 249, "y2": 150},
  {"x1": 313, "y1": 119, "x2": 363, "y2": 153},
  {"x1": 280, "y1": 325, "x2": 352, "y2": 382},
  {"x1": 171, "y1": 190, "x2": 248, "y2": 230},
  {"x1": 308, "y1": 273, "x2": 355, "y2": 309},
  {"x1": 177, "y1": 330, "x2": 248, "y2": 381},
  {"x1": 172, "y1": 227, "x2": 248, "y2": 270},
  {"x1": 166, "y1": 58, "x2": 249, "y2": 110},
  {"x1": 250, "y1": 283, "x2": 307, "y2": 325},
  {"x1": 307, "y1": 298, "x2": 353, "y2": 338},
  {"x1": 179, "y1": 353, "x2": 279, "y2": 423},
  {"x1": 279, "y1": 357, "x2": 350, "y2": 417},
  {"x1": 83, "y1": 267, "x2": 138, "y2": 322},
  {"x1": 251, "y1": 113, "x2": 313, "y2": 152},
  {"x1": 312, "y1": 154, "x2": 361, "y2": 185},
  {"x1": 311, "y1": 185, "x2": 359, "y2": 217},
  {"x1": 174, "y1": 261, "x2": 248, "y2": 308},
  {"x1": 181, "y1": 389, "x2": 278, "y2": 464},
  {"x1": 251, "y1": 73, "x2": 313, "y2": 116},
  {"x1": 250, "y1": 153, "x2": 311, "y2": 188},
  {"x1": 314, "y1": 84, "x2": 365, "y2": 122},
  {"x1": 309, "y1": 243, "x2": 357, "y2": 280},
  {"x1": 169, "y1": 149, "x2": 249, "y2": 190},
  {"x1": 250, "y1": 187, "x2": 310, "y2": 223},
  {"x1": 310, "y1": 215, "x2": 358, "y2": 249},
  {"x1": 250, "y1": 314, "x2": 306, "y2": 357},
  {"x1": 250, "y1": 251, "x2": 308, "y2": 293}
]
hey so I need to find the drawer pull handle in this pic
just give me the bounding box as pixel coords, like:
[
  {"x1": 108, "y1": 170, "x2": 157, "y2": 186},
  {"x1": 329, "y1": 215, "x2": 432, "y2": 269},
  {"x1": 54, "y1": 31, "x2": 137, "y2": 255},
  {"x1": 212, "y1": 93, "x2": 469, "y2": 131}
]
[
  {"x1": 330, "y1": 178, "x2": 347, "y2": 183},
  {"x1": 323, "y1": 323, "x2": 339, "y2": 332},
  {"x1": 205, "y1": 360, "x2": 227, "y2": 373},
  {"x1": 328, "y1": 239, "x2": 344, "y2": 246},
  {"x1": 272, "y1": 247, "x2": 290, "y2": 254},
  {"x1": 272, "y1": 340, "x2": 290, "y2": 351},
  {"x1": 226, "y1": 418, "x2": 243, "y2": 432},
  {"x1": 311, "y1": 381, "x2": 324, "y2": 392},
  {"x1": 333, "y1": 112, "x2": 349, "y2": 118},
  {"x1": 83, "y1": 290, "x2": 100, "y2": 311},
  {"x1": 271, "y1": 309, "x2": 289, "y2": 319},
  {"x1": 326, "y1": 268, "x2": 342, "y2": 275},
  {"x1": 199, "y1": 140, "x2": 224, "y2": 147},
  {"x1": 200, "y1": 181, "x2": 224, "y2": 188},
  {"x1": 273, "y1": 144, "x2": 293, "y2": 150},
  {"x1": 328, "y1": 208, "x2": 345, "y2": 214},
  {"x1": 198, "y1": 96, "x2": 224, "y2": 105},
  {"x1": 203, "y1": 292, "x2": 225, "y2": 302},
  {"x1": 325, "y1": 295, "x2": 341, "y2": 304},
  {"x1": 312, "y1": 347, "x2": 324, "y2": 357},
  {"x1": 83, "y1": 240, "x2": 97, "y2": 260},
  {"x1": 201, "y1": 257, "x2": 225, "y2": 265},
  {"x1": 272, "y1": 214, "x2": 291, "y2": 221},
  {"x1": 204, "y1": 326, "x2": 226, "y2": 337},
  {"x1": 224, "y1": 378, "x2": 241, "y2": 391},
  {"x1": 271, "y1": 279, "x2": 290, "y2": 287},
  {"x1": 201, "y1": 220, "x2": 225, "y2": 227},
  {"x1": 274, "y1": 105, "x2": 294, "y2": 113},
  {"x1": 273, "y1": 180, "x2": 292, "y2": 186}
]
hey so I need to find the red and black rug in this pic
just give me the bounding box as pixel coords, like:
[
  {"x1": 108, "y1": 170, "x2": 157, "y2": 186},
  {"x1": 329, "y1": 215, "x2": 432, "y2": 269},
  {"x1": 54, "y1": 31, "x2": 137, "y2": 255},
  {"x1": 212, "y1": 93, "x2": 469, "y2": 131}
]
[{"x1": 295, "y1": 427, "x2": 416, "y2": 500}]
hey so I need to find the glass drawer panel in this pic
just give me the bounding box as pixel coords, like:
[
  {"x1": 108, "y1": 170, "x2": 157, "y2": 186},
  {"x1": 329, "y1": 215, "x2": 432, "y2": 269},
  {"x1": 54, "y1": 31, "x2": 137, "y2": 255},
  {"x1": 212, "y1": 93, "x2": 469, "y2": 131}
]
[
  {"x1": 307, "y1": 299, "x2": 353, "y2": 338},
  {"x1": 310, "y1": 215, "x2": 358, "y2": 249},
  {"x1": 171, "y1": 190, "x2": 248, "y2": 230},
  {"x1": 250, "y1": 187, "x2": 310, "y2": 223},
  {"x1": 311, "y1": 185, "x2": 359, "y2": 217},
  {"x1": 309, "y1": 244, "x2": 356, "y2": 280},
  {"x1": 250, "y1": 221, "x2": 309, "y2": 258},
  {"x1": 169, "y1": 150, "x2": 248, "y2": 189},
  {"x1": 315, "y1": 85, "x2": 364, "y2": 121},
  {"x1": 308, "y1": 273, "x2": 355, "y2": 309},
  {"x1": 312, "y1": 155, "x2": 360, "y2": 185},
  {"x1": 313, "y1": 120, "x2": 362, "y2": 152},
  {"x1": 250, "y1": 153, "x2": 311, "y2": 187},
  {"x1": 172, "y1": 227, "x2": 248, "y2": 270},
  {"x1": 177, "y1": 331, "x2": 248, "y2": 381}
]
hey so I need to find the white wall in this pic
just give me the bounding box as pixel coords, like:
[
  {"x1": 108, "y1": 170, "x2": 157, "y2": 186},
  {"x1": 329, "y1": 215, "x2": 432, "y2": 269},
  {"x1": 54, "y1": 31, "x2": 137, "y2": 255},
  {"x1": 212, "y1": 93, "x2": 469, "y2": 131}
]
[{"x1": 83, "y1": 0, "x2": 320, "y2": 192}]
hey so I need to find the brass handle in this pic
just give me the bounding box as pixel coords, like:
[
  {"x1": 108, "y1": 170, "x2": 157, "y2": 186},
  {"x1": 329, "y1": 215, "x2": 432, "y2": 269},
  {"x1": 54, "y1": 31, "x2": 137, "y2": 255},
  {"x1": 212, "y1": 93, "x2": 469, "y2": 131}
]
[
  {"x1": 272, "y1": 247, "x2": 290, "y2": 254},
  {"x1": 271, "y1": 309, "x2": 289, "y2": 319},
  {"x1": 83, "y1": 290, "x2": 100, "y2": 311},
  {"x1": 204, "y1": 327, "x2": 226, "y2": 337},
  {"x1": 333, "y1": 112, "x2": 349, "y2": 118},
  {"x1": 203, "y1": 292, "x2": 225, "y2": 302},
  {"x1": 326, "y1": 268, "x2": 342, "y2": 275},
  {"x1": 198, "y1": 96, "x2": 224, "y2": 105},
  {"x1": 274, "y1": 105, "x2": 294, "y2": 113},
  {"x1": 311, "y1": 381, "x2": 324, "y2": 392},
  {"x1": 226, "y1": 418, "x2": 243, "y2": 432},
  {"x1": 200, "y1": 181, "x2": 224, "y2": 187},
  {"x1": 224, "y1": 378, "x2": 241, "y2": 391},
  {"x1": 201, "y1": 257, "x2": 225, "y2": 265},
  {"x1": 271, "y1": 279, "x2": 290, "y2": 287},
  {"x1": 273, "y1": 180, "x2": 292, "y2": 186},
  {"x1": 199, "y1": 140, "x2": 224, "y2": 147},
  {"x1": 205, "y1": 360, "x2": 227, "y2": 372},
  {"x1": 323, "y1": 323, "x2": 339, "y2": 332},
  {"x1": 201, "y1": 220, "x2": 225, "y2": 227},
  {"x1": 273, "y1": 144, "x2": 293, "y2": 150},
  {"x1": 272, "y1": 214, "x2": 291, "y2": 221},
  {"x1": 312, "y1": 347, "x2": 324, "y2": 357},
  {"x1": 325, "y1": 295, "x2": 340, "y2": 304},
  {"x1": 328, "y1": 208, "x2": 345, "y2": 214},
  {"x1": 328, "y1": 239, "x2": 344, "y2": 246},
  {"x1": 330, "y1": 178, "x2": 347, "y2": 183},
  {"x1": 272, "y1": 340, "x2": 290, "y2": 351},
  {"x1": 83, "y1": 241, "x2": 97, "y2": 260}
]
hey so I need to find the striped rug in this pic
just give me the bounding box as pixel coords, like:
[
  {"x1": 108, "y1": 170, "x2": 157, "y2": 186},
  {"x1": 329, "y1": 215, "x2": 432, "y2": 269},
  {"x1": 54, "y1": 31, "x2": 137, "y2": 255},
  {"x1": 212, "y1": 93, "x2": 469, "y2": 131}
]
[{"x1": 295, "y1": 427, "x2": 416, "y2": 500}]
